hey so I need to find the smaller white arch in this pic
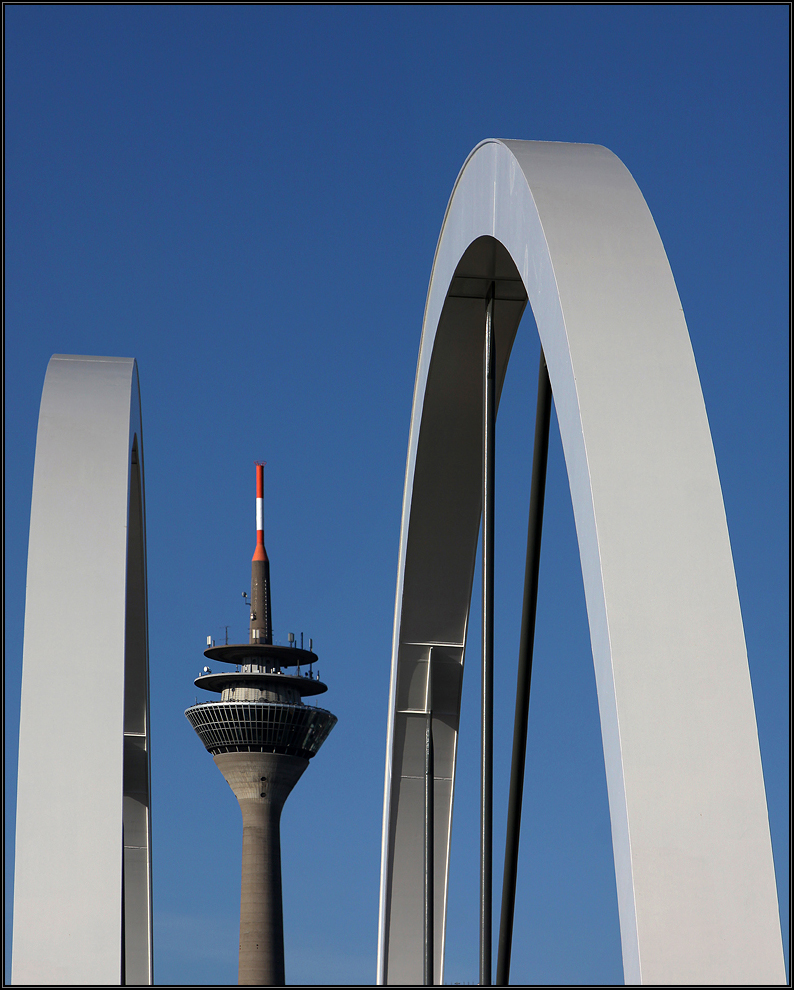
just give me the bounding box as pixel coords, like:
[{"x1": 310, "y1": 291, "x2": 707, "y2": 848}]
[{"x1": 13, "y1": 355, "x2": 153, "y2": 985}]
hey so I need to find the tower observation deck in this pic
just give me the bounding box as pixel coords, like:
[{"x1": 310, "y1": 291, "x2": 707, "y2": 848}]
[{"x1": 186, "y1": 464, "x2": 336, "y2": 986}]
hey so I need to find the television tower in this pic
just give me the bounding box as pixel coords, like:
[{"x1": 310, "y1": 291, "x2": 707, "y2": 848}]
[{"x1": 186, "y1": 463, "x2": 336, "y2": 986}]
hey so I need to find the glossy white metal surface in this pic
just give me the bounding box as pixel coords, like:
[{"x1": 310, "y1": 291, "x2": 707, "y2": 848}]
[
  {"x1": 13, "y1": 355, "x2": 153, "y2": 985},
  {"x1": 378, "y1": 141, "x2": 784, "y2": 985}
]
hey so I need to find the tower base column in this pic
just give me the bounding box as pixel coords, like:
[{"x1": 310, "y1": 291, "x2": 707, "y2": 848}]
[{"x1": 214, "y1": 752, "x2": 309, "y2": 986}]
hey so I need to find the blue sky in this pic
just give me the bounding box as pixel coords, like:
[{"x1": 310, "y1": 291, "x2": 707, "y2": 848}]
[{"x1": 4, "y1": 6, "x2": 789, "y2": 985}]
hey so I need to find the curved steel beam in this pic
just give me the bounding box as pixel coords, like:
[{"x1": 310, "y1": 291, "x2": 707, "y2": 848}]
[
  {"x1": 13, "y1": 355, "x2": 153, "y2": 985},
  {"x1": 378, "y1": 141, "x2": 784, "y2": 985}
]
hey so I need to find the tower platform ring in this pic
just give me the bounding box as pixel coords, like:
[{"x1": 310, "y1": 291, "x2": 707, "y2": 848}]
[
  {"x1": 195, "y1": 671, "x2": 328, "y2": 697},
  {"x1": 204, "y1": 642, "x2": 318, "y2": 667},
  {"x1": 186, "y1": 700, "x2": 337, "y2": 759}
]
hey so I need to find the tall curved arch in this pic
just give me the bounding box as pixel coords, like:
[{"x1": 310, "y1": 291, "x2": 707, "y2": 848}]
[
  {"x1": 13, "y1": 355, "x2": 153, "y2": 985},
  {"x1": 378, "y1": 142, "x2": 784, "y2": 985}
]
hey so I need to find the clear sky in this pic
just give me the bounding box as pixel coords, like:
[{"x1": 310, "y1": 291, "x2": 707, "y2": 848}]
[{"x1": 4, "y1": 6, "x2": 789, "y2": 985}]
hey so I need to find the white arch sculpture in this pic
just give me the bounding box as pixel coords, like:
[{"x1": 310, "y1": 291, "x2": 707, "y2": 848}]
[
  {"x1": 378, "y1": 141, "x2": 784, "y2": 985},
  {"x1": 13, "y1": 355, "x2": 153, "y2": 985}
]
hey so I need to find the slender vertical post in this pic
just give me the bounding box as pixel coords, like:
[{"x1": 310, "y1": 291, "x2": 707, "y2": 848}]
[
  {"x1": 251, "y1": 461, "x2": 272, "y2": 647},
  {"x1": 495, "y1": 350, "x2": 552, "y2": 986},
  {"x1": 424, "y1": 647, "x2": 435, "y2": 986},
  {"x1": 481, "y1": 283, "x2": 496, "y2": 986}
]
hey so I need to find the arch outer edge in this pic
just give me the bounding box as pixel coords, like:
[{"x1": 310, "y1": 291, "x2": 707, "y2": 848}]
[
  {"x1": 13, "y1": 355, "x2": 153, "y2": 985},
  {"x1": 378, "y1": 141, "x2": 784, "y2": 984}
]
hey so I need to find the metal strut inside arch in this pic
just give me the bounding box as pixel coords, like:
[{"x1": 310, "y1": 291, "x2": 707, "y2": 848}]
[{"x1": 377, "y1": 141, "x2": 784, "y2": 986}]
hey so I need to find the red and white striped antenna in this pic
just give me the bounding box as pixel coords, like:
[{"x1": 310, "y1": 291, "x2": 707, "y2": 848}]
[
  {"x1": 250, "y1": 461, "x2": 273, "y2": 645},
  {"x1": 253, "y1": 461, "x2": 267, "y2": 563}
]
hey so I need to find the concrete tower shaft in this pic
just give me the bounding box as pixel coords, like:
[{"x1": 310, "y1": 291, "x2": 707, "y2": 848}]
[{"x1": 214, "y1": 752, "x2": 308, "y2": 986}]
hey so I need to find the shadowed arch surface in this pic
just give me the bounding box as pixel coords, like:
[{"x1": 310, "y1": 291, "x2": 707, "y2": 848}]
[{"x1": 378, "y1": 141, "x2": 784, "y2": 985}]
